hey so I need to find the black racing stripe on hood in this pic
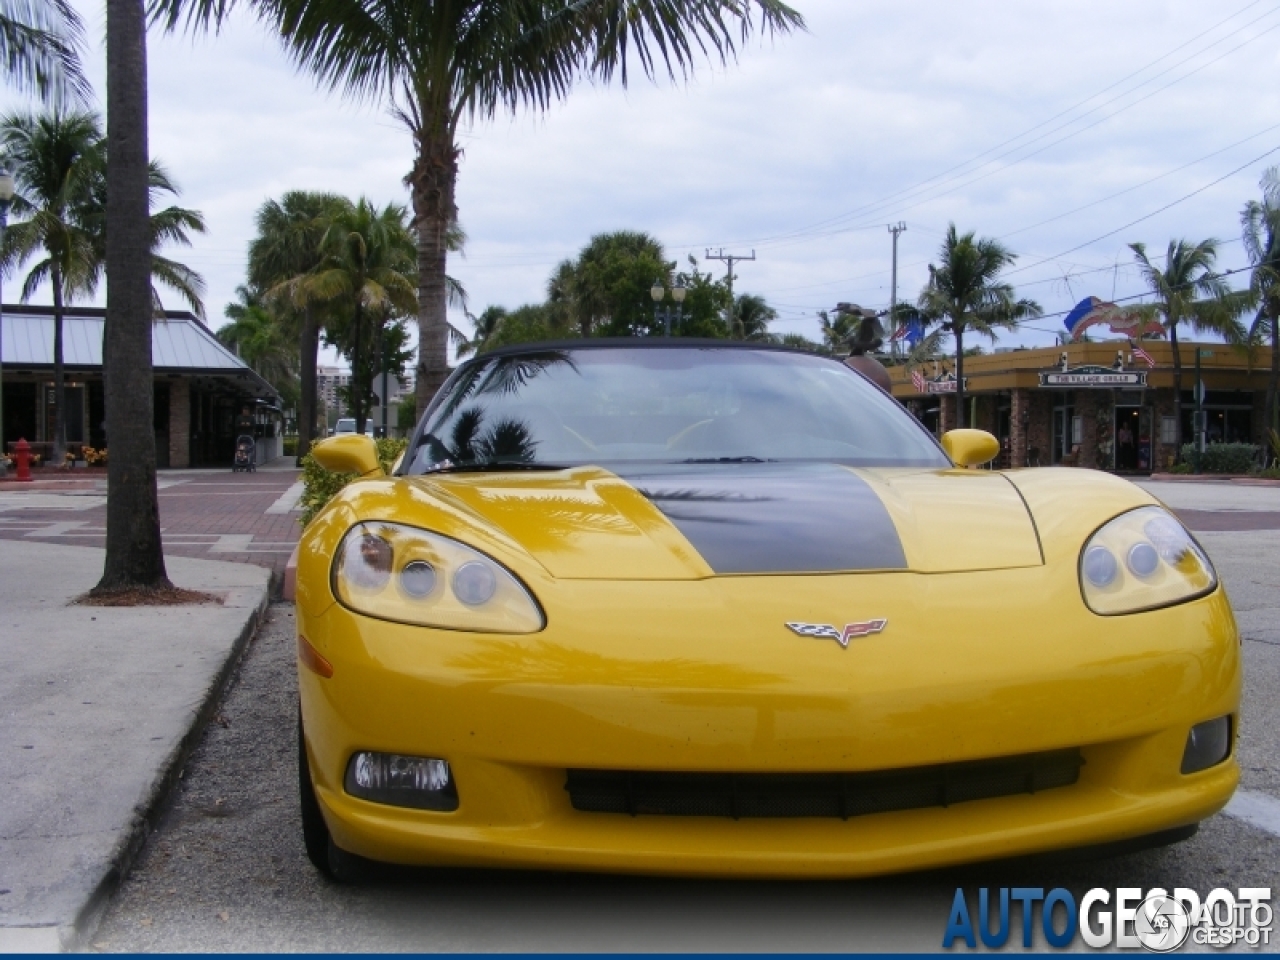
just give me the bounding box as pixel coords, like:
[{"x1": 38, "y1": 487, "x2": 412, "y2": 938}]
[{"x1": 611, "y1": 462, "x2": 907, "y2": 574}]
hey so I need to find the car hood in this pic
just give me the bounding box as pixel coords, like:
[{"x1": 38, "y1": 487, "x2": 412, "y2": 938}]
[{"x1": 408, "y1": 462, "x2": 1043, "y2": 580}]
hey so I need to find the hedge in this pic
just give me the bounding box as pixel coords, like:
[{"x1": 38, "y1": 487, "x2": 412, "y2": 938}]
[
  {"x1": 1178, "y1": 442, "x2": 1259, "y2": 475},
  {"x1": 299, "y1": 436, "x2": 408, "y2": 527}
]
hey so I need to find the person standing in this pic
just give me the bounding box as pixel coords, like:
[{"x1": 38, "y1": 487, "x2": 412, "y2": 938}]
[{"x1": 1117, "y1": 421, "x2": 1134, "y2": 470}]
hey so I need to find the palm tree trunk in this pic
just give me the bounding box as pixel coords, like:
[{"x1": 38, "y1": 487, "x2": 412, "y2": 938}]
[
  {"x1": 297, "y1": 304, "x2": 318, "y2": 462},
  {"x1": 409, "y1": 124, "x2": 458, "y2": 418},
  {"x1": 94, "y1": 0, "x2": 170, "y2": 594},
  {"x1": 953, "y1": 324, "x2": 966, "y2": 429},
  {"x1": 1270, "y1": 310, "x2": 1279, "y2": 437},
  {"x1": 1169, "y1": 319, "x2": 1183, "y2": 460},
  {"x1": 350, "y1": 303, "x2": 365, "y2": 434},
  {"x1": 51, "y1": 262, "x2": 67, "y2": 464}
]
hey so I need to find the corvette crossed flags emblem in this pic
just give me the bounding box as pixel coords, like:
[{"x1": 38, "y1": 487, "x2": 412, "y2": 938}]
[{"x1": 785, "y1": 619, "x2": 888, "y2": 648}]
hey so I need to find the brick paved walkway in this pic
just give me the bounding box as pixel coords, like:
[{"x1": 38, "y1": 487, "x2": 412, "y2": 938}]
[
  {"x1": 2, "y1": 470, "x2": 1278, "y2": 587},
  {"x1": 0, "y1": 468, "x2": 302, "y2": 582}
]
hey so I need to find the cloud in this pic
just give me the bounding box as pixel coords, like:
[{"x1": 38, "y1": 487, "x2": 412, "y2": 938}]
[{"x1": 3, "y1": 0, "x2": 1278, "y2": 357}]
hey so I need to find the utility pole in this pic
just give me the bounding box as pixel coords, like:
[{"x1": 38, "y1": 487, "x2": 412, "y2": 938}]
[
  {"x1": 887, "y1": 223, "x2": 906, "y2": 320},
  {"x1": 706, "y1": 248, "x2": 755, "y2": 333},
  {"x1": 887, "y1": 223, "x2": 906, "y2": 357}
]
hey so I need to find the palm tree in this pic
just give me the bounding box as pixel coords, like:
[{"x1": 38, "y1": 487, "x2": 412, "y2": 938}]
[
  {"x1": 916, "y1": 226, "x2": 1041, "y2": 428},
  {"x1": 153, "y1": 0, "x2": 803, "y2": 417},
  {"x1": 457, "y1": 305, "x2": 507, "y2": 358},
  {"x1": 1130, "y1": 239, "x2": 1250, "y2": 454},
  {"x1": 728, "y1": 293, "x2": 776, "y2": 340},
  {"x1": 218, "y1": 284, "x2": 299, "y2": 407},
  {"x1": 247, "y1": 190, "x2": 349, "y2": 461},
  {"x1": 0, "y1": 0, "x2": 89, "y2": 104},
  {"x1": 0, "y1": 109, "x2": 101, "y2": 464},
  {"x1": 1242, "y1": 168, "x2": 1280, "y2": 437},
  {"x1": 74, "y1": 155, "x2": 208, "y2": 316},
  {"x1": 95, "y1": 0, "x2": 170, "y2": 593},
  {"x1": 817, "y1": 309, "x2": 857, "y2": 355},
  {"x1": 281, "y1": 198, "x2": 417, "y2": 433}
]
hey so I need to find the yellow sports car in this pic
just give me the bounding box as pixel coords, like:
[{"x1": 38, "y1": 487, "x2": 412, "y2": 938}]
[{"x1": 295, "y1": 340, "x2": 1239, "y2": 880}]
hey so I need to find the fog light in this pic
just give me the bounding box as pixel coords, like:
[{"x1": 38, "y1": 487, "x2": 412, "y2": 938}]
[
  {"x1": 345, "y1": 751, "x2": 459, "y2": 810},
  {"x1": 1181, "y1": 716, "x2": 1231, "y2": 774}
]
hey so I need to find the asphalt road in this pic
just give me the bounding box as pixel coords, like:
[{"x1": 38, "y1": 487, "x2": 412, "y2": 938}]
[{"x1": 91, "y1": 485, "x2": 1280, "y2": 953}]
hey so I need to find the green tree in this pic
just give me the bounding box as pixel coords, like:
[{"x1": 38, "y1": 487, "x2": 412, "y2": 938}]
[
  {"x1": 75, "y1": 155, "x2": 208, "y2": 315},
  {"x1": 1242, "y1": 167, "x2": 1280, "y2": 437},
  {"x1": 671, "y1": 254, "x2": 731, "y2": 338},
  {"x1": 457, "y1": 305, "x2": 510, "y2": 358},
  {"x1": 0, "y1": 0, "x2": 89, "y2": 104},
  {"x1": 480, "y1": 304, "x2": 562, "y2": 352},
  {"x1": 915, "y1": 225, "x2": 1040, "y2": 428},
  {"x1": 248, "y1": 190, "x2": 349, "y2": 461},
  {"x1": 343, "y1": 316, "x2": 414, "y2": 435},
  {"x1": 0, "y1": 109, "x2": 100, "y2": 464},
  {"x1": 155, "y1": 0, "x2": 804, "y2": 417},
  {"x1": 287, "y1": 198, "x2": 417, "y2": 434},
  {"x1": 217, "y1": 284, "x2": 299, "y2": 409},
  {"x1": 816, "y1": 308, "x2": 856, "y2": 355},
  {"x1": 728, "y1": 293, "x2": 777, "y2": 340},
  {"x1": 1130, "y1": 239, "x2": 1250, "y2": 453},
  {"x1": 559, "y1": 230, "x2": 671, "y2": 337}
]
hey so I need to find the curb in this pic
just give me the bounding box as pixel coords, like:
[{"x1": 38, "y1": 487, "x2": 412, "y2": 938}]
[
  {"x1": 61, "y1": 586, "x2": 271, "y2": 952},
  {"x1": 1148, "y1": 473, "x2": 1280, "y2": 486}
]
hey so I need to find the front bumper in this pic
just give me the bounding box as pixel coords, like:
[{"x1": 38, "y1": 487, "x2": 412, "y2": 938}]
[{"x1": 298, "y1": 568, "x2": 1241, "y2": 878}]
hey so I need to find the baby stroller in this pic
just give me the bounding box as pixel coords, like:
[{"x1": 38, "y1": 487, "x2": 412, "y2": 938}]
[{"x1": 233, "y1": 435, "x2": 256, "y2": 473}]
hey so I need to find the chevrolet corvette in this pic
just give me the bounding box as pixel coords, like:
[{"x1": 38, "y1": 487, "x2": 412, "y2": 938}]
[{"x1": 295, "y1": 340, "x2": 1239, "y2": 879}]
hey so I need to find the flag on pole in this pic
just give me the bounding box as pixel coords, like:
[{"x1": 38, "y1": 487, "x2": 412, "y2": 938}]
[
  {"x1": 910, "y1": 368, "x2": 927, "y2": 393},
  {"x1": 1130, "y1": 340, "x2": 1156, "y2": 368}
]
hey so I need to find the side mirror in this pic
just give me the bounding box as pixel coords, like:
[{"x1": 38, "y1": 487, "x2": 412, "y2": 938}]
[
  {"x1": 941, "y1": 429, "x2": 1000, "y2": 468},
  {"x1": 310, "y1": 435, "x2": 383, "y2": 477}
]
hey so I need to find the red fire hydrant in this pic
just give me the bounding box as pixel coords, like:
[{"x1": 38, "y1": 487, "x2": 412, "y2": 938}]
[{"x1": 13, "y1": 438, "x2": 33, "y2": 482}]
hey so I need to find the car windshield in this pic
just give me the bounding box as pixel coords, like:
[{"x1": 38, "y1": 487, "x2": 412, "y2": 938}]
[
  {"x1": 335, "y1": 419, "x2": 356, "y2": 433},
  {"x1": 403, "y1": 346, "x2": 948, "y2": 473}
]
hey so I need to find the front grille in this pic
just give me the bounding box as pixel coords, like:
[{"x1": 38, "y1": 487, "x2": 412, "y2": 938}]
[{"x1": 565, "y1": 749, "x2": 1083, "y2": 819}]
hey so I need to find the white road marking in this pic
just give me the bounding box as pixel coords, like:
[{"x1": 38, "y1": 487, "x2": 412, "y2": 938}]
[
  {"x1": 209, "y1": 534, "x2": 254, "y2": 553},
  {"x1": 265, "y1": 481, "x2": 304, "y2": 515},
  {"x1": 0, "y1": 494, "x2": 106, "y2": 512},
  {"x1": 207, "y1": 534, "x2": 296, "y2": 554},
  {"x1": 22, "y1": 521, "x2": 88, "y2": 537},
  {"x1": 1223, "y1": 789, "x2": 1280, "y2": 838}
]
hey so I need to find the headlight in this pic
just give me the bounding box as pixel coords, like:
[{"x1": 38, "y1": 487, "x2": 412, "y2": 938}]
[
  {"x1": 1079, "y1": 506, "x2": 1217, "y2": 615},
  {"x1": 333, "y1": 521, "x2": 545, "y2": 633}
]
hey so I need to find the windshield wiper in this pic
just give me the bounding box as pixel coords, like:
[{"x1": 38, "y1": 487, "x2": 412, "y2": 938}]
[
  {"x1": 680, "y1": 456, "x2": 776, "y2": 464},
  {"x1": 419, "y1": 460, "x2": 569, "y2": 476}
]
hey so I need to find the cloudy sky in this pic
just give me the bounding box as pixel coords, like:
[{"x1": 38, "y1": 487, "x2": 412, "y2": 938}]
[{"x1": 8, "y1": 0, "x2": 1280, "y2": 361}]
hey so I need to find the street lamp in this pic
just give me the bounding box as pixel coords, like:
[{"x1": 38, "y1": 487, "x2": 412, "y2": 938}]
[
  {"x1": 650, "y1": 282, "x2": 687, "y2": 337},
  {"x1": 0, "y1": 165, "x2": 13, "y2": 478}
]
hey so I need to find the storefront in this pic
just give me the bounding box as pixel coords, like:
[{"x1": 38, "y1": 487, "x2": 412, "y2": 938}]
[
  {"x1": 890, "y1": 340, "x2": 1272, "y2": 473},
  {"x1": 0, "y1": 305, "x2": 282, "y2": 468}
]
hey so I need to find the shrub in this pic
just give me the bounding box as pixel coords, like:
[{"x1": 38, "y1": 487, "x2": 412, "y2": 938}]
[
  {"x1": 1179, "y1": 442, "x2": 1259, "y2": 475},
  {"x1": 82, "y1": 446, "x2": 108, "y2": 466},
  {"x1": 299, "y1": 436, "x2": 408, "y2": 527},
  {"x1": 283, "y1": 435, "x2": 298, "y2": 457}
]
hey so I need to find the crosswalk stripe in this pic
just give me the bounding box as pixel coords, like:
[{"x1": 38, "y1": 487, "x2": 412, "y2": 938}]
[{"x1": 1223, "y1": 789, "x2": 1280, "y2": 838}]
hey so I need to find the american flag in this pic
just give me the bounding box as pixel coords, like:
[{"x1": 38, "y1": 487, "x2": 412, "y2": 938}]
[
  {"x1": 1130, "y1": 340, "x2": 1156, "y2": 368},
  {"x1": 910, "y1": 368, "x2": 927, "y2": 393}
]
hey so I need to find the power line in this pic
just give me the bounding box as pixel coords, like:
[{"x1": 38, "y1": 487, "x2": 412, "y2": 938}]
[
  {"x1": 1005, "y1": 146, "x2": 1280, "y2": 277},
  {"x1": 692, "y1": 1, "x2": 1280, "y2": 252}
]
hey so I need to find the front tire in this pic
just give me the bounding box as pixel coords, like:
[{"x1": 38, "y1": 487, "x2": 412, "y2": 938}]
[{"x1": 297, "y1": 707, "x2": 334, "y2": 876}]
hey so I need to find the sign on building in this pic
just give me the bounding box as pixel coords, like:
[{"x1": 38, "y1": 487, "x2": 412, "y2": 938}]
[{"x1": 1039, "y1": 365, "x2": 1147, "y2": 388}]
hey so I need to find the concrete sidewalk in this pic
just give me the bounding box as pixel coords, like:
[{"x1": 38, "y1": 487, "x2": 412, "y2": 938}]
[{"x1": 0, "y1": 541, "x2": 270, "y2": 952}]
